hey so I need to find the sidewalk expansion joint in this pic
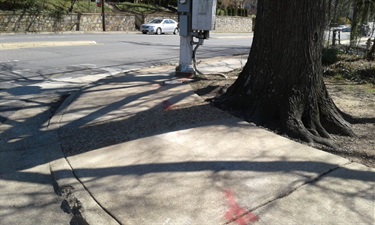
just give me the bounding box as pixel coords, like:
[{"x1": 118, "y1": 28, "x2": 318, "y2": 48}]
[{"x1": 227, "y1": 161, "x2": 352, "y2": 224}]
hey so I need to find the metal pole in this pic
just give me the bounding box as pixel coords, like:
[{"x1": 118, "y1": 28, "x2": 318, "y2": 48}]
[
  {"x1": 101, "y1": 0, "x2": 106, "y2": 31},
  {"x1": 176, "y1": 0, "x2": 194, "y2": 77},
  {"x1": 178, "y1": 35, "x2": 194, "y2": 73}
]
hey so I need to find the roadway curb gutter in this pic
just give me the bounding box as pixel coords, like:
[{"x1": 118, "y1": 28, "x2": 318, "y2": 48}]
[
  {"x1": 47, "y1": 86, "x2": 121, "y2": 225},
  {"x1": 49, "y1": 151, "x2": 121, "y2": 225},
  {"x1": 0, "y1": 41, "x2": 98, "y2": 50}
]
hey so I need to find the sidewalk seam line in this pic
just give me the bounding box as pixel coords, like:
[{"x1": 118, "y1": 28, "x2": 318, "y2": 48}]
[
  {"x1": 226, "y1": 161, "x2": 352, "y2": 224},
  {"x1": 63, "y1": 155, "x2": 124, "y2": 225},
  {"x1": 47, "y1": 87, "x2": 122, "y2": 224},
  {"x1": 254, "y1": 162, "x2": 352, "y2": 209}
]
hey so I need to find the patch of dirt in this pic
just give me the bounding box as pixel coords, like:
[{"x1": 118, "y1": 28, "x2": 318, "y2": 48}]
[{"x1": 190, "y1": 70, "x2": 375, "y2": 168}]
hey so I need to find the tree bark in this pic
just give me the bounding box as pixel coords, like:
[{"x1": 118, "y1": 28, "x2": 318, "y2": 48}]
[
  {"x1": 367, "y1": 38, "x2": 375, "y2": 60},
  {"x1": 214, "y1": 0, "x2": 354, "y2": 147}
]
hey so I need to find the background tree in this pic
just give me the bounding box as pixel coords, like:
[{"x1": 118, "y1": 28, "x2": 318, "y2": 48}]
[
  {"x1": 350, "y1": 0, "x2": 375, "y2": 59},
  {"x1": 69, "y1": 0, "x2": 77, "y2": 12},
  {"x1": 327, "y1": 0, "x2": 375, "y2": 58},
  {"x1": 214, "y1": 0, "x2": 354, "y2": 148}
]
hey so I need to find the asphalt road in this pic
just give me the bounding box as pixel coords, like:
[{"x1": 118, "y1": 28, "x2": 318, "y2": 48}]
[
  {"x1": 0, "y1": 32, "x2": 252, "y2": 75},
  {"x1": 0, "y1": 32, "x2": 253, "y2": 121}
]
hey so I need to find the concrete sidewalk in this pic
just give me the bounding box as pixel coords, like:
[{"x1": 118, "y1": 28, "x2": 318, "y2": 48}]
[{"x1": 49, "y1": 56, "x2": 374, "y2": 225}]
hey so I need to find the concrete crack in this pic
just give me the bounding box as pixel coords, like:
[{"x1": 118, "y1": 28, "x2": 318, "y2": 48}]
[
  {"x1": 65, "y1": 156, "x2": 123, "y2": 225},
  {"x1": 51, "y1": 171, "x2": 90, "y2": 225},
  {"x1": 227, "y1": 162, "x2": 352, "y2": 224},
  {"x1": 60, "y1": 185, "x2": 90, "y2": 225}
]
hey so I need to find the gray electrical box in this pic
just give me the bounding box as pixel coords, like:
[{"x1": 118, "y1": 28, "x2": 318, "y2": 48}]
[{"x1": 192, "y1": 0, "x2": 217, "y2": 31}]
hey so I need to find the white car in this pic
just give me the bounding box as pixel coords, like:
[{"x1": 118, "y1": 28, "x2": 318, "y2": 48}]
[{"x1": 140, "y1": 18, "x2": 179, "y2": 35}]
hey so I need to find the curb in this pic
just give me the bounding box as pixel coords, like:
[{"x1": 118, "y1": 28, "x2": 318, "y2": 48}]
[
  {"x1": 47, "y1": 85, "x2": 121, "y2": 225},
  {"x1": 49, "y1": 151, "x2": 121, "y2": 225},
  {"x1": 0, "y1": 41, "x2": 98, "y2": 50}
]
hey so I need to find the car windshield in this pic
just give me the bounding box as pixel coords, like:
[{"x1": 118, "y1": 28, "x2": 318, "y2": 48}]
[{"x1": 149, "y1": 19, "x2": 163, "y2": 24}]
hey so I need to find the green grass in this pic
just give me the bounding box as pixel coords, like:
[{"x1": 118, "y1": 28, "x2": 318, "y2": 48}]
[
  {"x1": 0, "y1": 0, "x2": 111, "y2": 13},
  {"x1": 324, "y1": 53, "x2": 375, "y2": 84},
  {"x1": 332, "y1": 74, "x2": 345, "y2": 82},
  {"x1": 116, "y1": 2, "x2": 170, "y2": 14},
  {"x1": 0, "y1": 0, "x2": 67, "y2": 12},
  {"x1": 365, "y1": 86, "x2": 375, "y2": 94},
  {"x1": 0, "y1": 1, "x2": 175, "y2": 14}
]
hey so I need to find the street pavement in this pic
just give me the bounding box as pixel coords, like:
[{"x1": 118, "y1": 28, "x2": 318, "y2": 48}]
[
  {"x1": 0, "y1": 96, "x2": 71, "y2": 224},
  {"x1": 1, "y1": 55, "x2": 374, "y2": 225}
]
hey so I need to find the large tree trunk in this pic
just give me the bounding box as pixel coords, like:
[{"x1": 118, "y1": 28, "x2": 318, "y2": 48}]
[{"x1": 214, "y1": 0, "x2": 354, "y2": 147}]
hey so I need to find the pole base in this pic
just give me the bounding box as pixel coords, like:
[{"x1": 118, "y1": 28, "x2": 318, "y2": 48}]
[
  {"x1": 175, "y1": 65, "x2": 195, "y2": 78},
  {"x1": 175, "y1": 71, "x2": 195, "y2": 78}
]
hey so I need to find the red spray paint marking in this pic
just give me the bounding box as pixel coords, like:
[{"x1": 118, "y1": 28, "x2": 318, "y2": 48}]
[{"x1": 224, "y1": 189, "x2": 259, "y2": 225}]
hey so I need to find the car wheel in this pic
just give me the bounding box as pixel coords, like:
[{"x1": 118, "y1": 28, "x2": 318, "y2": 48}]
[
  {"x1": 173, "y1": 28, "x2": 179, "y2": 35},
  {"x1": 142, "y1": 31, "x2": 147, "y2": 34},
  {"x1": 156, "y1": 28, "x2": 162, "y2": 35}
]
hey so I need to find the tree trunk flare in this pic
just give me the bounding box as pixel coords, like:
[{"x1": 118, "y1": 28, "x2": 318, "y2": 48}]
[{"x1": 214, "y1": 0, "x2": 354, "y2": 147}]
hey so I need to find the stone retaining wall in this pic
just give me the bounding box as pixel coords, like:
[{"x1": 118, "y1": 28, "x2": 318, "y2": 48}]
[
  {"x1": 0, "y1": 13, "x2": 252, "y2": 33},
  {"x1": 0, "y1": 13, "x2": 136, "y2": 33},
  {"x1": 142, "y1": 14, "x2": 253, "y2": 33},
  {"x1": 215, "y1": 16, "x2": 253, "y2": 33}
]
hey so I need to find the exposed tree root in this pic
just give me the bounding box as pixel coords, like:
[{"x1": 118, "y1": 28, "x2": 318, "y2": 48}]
[
  {"x1": 213, "y1": 91, "x2": 353, "y2": 151},
  {"x1": 286, "y1": 117, "x2": 339, "y2": 150}
]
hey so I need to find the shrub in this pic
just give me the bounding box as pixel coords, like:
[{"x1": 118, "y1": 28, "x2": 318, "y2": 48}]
[
  {"x1": 322, "y1": 48, "x2": 339, "y2": 65},
  {"x1": 232, "y1": 8, "x2": 237, "y2": 16},
  {"x1": 324, "y1": 58, "x2": 375, "y2": 84},
  {"x1": 227, "y1": 8, "x2": 232, "y2": 16},
  {"x1": 217, "y1": 8, "x2": 225, "y2": 16}
]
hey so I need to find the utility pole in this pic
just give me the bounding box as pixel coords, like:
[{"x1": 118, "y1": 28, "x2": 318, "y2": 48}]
[
  {"x1": 101, "y1": 0, "x2": 106, "y2": 31},
  {"x1": 176, "y1": 0, "x2": 194, "y2": 77},
  {"x1": 176, "y1": 0, "x2": 217, "y2": 77}
]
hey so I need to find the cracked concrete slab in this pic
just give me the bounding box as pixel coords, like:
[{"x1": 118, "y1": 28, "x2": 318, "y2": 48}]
[
  {"x1": 252, "y1": 162, "x2": 375, "y2": 225},
  {"x1": 50, "y1": 153, "x2": 120, "y2": 225},
  {"x1": 43, "y1": 55, "x2": 374, "y2": 224},
  {"x1": 61, "y1": 118, "x2": 359, "y2": 225}
]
